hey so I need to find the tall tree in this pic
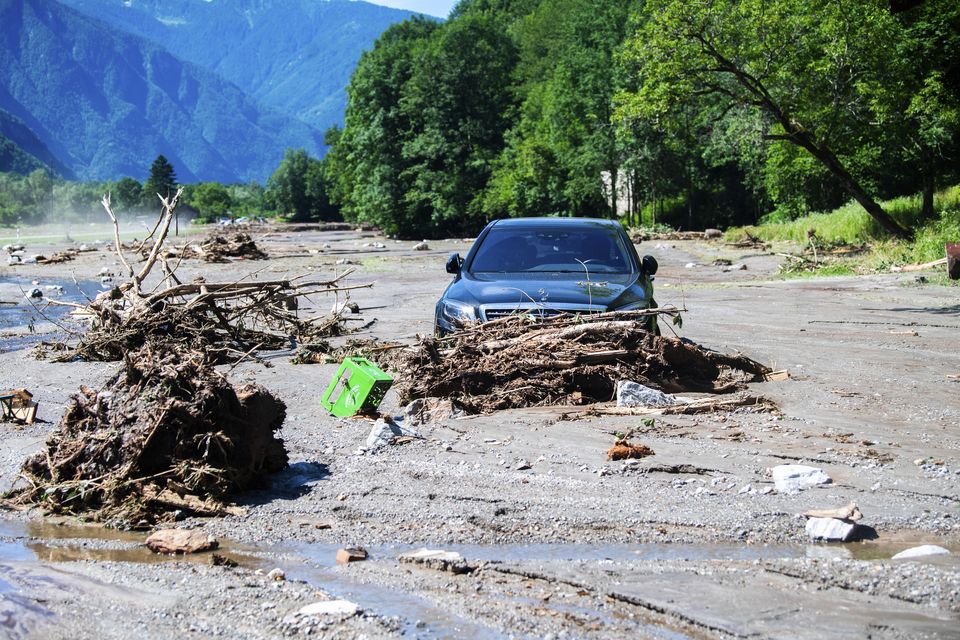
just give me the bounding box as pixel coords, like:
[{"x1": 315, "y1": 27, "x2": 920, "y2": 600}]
[
  {"x1": 142, "y1": 155, "x2": 178, "y2": 206},
  {"x1": 617, "y1": 0, "x2": 925, "y2": 237}
]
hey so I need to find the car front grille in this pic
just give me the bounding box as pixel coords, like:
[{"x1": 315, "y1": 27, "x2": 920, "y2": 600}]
[{"x1": 480, "y1": 303, "x2": 602, "y2": 322}]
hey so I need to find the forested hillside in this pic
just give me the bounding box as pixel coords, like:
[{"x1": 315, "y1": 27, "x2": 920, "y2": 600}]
[
  {"x1": 58, "y1": 0, "x2": 429, "y2": 132},
  {"x1": 0, "y1": 108, "x2": 71, "y2": 177},
  {"x1": 328, "y1": 0, "x2": 960, "y2": 238},
  {"x1": 0, "y1": 0, "x2": 323, "y2": 182}
]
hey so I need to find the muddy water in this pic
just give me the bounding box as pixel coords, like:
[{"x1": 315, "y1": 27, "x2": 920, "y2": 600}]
[{"x1": 1, "y1": 519, "x2": 957, "y2": 639}]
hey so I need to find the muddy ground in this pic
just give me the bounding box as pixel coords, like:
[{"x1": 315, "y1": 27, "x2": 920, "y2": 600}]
[{"x1": 0, "y1": 226, "x2": 958, "y2": 639}]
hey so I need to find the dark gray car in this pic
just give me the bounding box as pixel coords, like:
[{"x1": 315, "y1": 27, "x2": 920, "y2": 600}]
[{"x1": 435, "y1": 217, "x2": 658, "y2": 334}]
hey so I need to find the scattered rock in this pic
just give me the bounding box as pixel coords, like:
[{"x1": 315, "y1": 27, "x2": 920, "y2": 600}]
[
  {"x1": 515, "y1": 460, "x2": 531, "y2": 471},
  {"x1": 298, "y1": 600, "x2": 360, "y2": 617},
  {"x1": 398, "y1": 548, "x2": 472, "y2": 574},
  {"x1": 7, "y1": 255, "x2": 21, "y2": 265},
  {"x1": 335, "y1": 258, "x2": 354, "y2": 265},
  {"x1": 210, "y1": 553, "x2": 238, "y2": 567},
  {"x1": 892, "y1": 545, "x2": 951, "y2": 560},
  {"x1": 267, "y1": 568, "x2": 286, "y2": 581},
  {"x1": 704, "y1": 228, "x2": 723, "y2": 239},
  {"x1": 336, "y1": 547, "x2": 368, "y2": 564},
  {"x1": 25, "y1": 288, "x2": 42, "y2": 299},
  {"x1": 616, "y1": 380, "x2": 686, "y2": 407},
  {"x1": 805, "y1": 517, "x2": 856, "y2": 542},
  {"x1": 145, "y1": 529, "x2": 219, "y2": 554},
  {"x1": 413, "y1": 241, "x2": 429, "y2": 251},
  {"x1": 771, "y1": 464, "x2": 831, "y2": 494}
]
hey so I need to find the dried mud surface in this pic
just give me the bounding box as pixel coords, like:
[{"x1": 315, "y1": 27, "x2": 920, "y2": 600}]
[{"x1": 1, "y1": 227, "x2": 958, "y2": 639}]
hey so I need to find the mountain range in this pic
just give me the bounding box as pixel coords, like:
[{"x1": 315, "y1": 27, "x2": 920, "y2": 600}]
[{"x1": 0, "y1": 0, "x2": 422, "y2": 182}]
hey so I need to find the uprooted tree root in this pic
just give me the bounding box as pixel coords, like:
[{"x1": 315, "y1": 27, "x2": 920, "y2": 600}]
[
  {"x1": 7, "y1": 348, "x2": 288, "y2": 527},
  {"x1": 394, "y1": 311, "x2": 771, "y2": 413}
]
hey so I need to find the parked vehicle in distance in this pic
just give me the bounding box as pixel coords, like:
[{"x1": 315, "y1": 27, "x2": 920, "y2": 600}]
[{"x1": 435, "y1": 217, "x2": 658, "y2": 335}]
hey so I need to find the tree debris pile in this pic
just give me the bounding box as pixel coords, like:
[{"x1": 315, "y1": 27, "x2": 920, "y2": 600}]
[
  {"x1": 46, "y1": 190, "x2": 370, "y2": 365},
  {"x1": 55, "y1": 276, "x2": 357, "y2": 364},
  {"x1": 194, "y1": 231, "x2": 268, "y2": 262},
  {"x1": 10, "y1": 349, "x2": 288, "y2": 527},
  {"x1": 393, "y1": 312, "x2": 771, "y2": 413}
]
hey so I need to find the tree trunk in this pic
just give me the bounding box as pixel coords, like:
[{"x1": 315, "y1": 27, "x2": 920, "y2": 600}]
[
  {"x1": 921, "y1": 174, "x2": 935, "y2": 220},
  {"x1": 794, "y1": 132, "x2": 911, "y2": 238}
]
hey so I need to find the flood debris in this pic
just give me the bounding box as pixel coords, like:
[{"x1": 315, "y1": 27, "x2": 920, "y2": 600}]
[
  {"x1": 803, "y1": 503, "x2": 865, "y2": 542},
  {"x1": 44, "y1": 190, "x2": 370, "y2": 365},
  {"x1": 336, "y1": 547, "x2": 368, "y2": 564},
  {"x1": 363, "y1": 418, "x2": 421, "y2": 453},
  {"x1": 145, "y1": 529, "x2": 219, "y2": 554},
  {"x1": 0, "y1": 388, "x2": 38, "y2": 424},
  {"x1": 607, "y1": 438, "x2": 655, "y2": 461},
  {"x1": 393, "y1": 311, "x2": 771, "y2": 413},
  {"x1": 8, "y1": 349, "x2": 288, "y2": 527},
  {"x1": 803, "y1": 503, "x2": 862, "y2": 521},
  {"x1": 296, "y1": 600, "x2": 360, "y2": 618},
  {"x1": 616, "y1": 380, "x2": 687, "y2": 407},
  {"x1": 193, "y1": 231, "x2": 268, "y2": 262}
]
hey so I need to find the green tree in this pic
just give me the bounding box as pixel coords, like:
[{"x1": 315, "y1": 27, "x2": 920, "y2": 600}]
[
  {"x1": 615, "y1": 0, "x2": 960, "y2": 237},
  {"x1": 142, "y1": 155, "x2": 178, "y2": 207},
  {"x1": 190, "y1": 182, "x2": 234, "y2": 220},
  {"x1": 267, "y1": 149, "x2": 336, "y2": 221},
  {"x1": 113, "y1": 177, "x2": 143, "y2": 212},
  {"x1": 330, "y1": 18, "x2": 440, "y2": 234}
]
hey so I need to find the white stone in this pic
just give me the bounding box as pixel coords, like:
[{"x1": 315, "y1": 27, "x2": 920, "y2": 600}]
[
  {"x1": 398, "y1": 548, "x2": 470, "y2": 573},
  {"x1": 413, "y1": 241, "x2": 429, "y2": 251},
  {"x1": 805, "y1": 517, "x2": 856, "y2": 542},
  {"x1": 266, "y1": 568, "x2": 285, "y2": 581},
  {"x1": 615, "y1": 380, "x2": 686, "y2": 408},
  {"x1": 298, "y1": 600, "x2": 360, "y2": 617},
  {"x1": 772, "y1": 464, "x2": 832, "y2": 494},
  {"x1": 892, "y1": 545, "x2": 951, "y2": 560}
]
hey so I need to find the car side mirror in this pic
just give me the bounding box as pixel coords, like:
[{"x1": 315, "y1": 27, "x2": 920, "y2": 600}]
[
  {"x1": 446, "y1": 252, "x2": 463, "y2": 274},
  {"x1": 642, "y1": 254, "x2": 658, "y2": 276}
]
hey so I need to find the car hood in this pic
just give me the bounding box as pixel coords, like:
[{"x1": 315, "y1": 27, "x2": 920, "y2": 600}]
[{"x1": 462, "y1": 272, "x2": 642, "y2": 308}]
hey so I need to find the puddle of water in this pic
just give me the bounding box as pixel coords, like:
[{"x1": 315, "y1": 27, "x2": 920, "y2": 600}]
[
  {"x1": 0, "y1": 520, "x2": 261, "y2": 569},
  {"x1": 0, "y1": 277, "x2": 102, "y2": 347},
  {"x1": 282, "y1": 560, "x2": 506, "y2": 640}
]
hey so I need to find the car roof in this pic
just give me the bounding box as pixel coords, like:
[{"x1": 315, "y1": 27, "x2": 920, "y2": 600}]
[{"x1": 488, "y1": 217, "x2": 623, "y2": 230}]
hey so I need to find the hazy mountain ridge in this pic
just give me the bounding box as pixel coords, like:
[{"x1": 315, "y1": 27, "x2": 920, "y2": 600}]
[
  {"x1": 0, "y1": 0, "x2": 328, "y2": 182},
  {"x1": 58, "y1": 0, "x2": 430, "y2": 131}
]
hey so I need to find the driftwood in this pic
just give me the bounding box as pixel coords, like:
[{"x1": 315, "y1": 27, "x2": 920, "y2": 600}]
[
  {"x1": 47, "y1": 190, "x2": 370, "y2": 365},
  {"x1": 392, "y1": 312, "x2": 771, "y2": 414}
]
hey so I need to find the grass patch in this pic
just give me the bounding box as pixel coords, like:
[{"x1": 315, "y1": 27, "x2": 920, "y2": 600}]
[{"x1": 727, "y1": 186, "x2": 960, "y2": 278}]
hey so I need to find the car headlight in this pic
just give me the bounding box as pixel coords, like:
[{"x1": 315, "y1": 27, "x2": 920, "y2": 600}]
[{"x1": 439, "y1": 299, "x2": 477, "y2": 326}]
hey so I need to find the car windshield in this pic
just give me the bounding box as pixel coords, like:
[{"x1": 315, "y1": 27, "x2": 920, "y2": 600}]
[{"x1": 469, "y1": 226, "x2": 633, "y2": 274}]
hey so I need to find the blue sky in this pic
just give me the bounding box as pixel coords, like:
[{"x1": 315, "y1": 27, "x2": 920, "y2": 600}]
[{"x1": 364, "y1": 0, "x2": 458, "y2": 18}]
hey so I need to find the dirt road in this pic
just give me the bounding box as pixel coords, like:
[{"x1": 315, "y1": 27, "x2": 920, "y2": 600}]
[{"x1": 1, "y1": 227, "x2": 958, "y2": 639}]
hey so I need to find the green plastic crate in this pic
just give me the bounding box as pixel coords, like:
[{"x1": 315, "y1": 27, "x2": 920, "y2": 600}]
[{"x1": 320, "y1": 357, "x2": 393, "y2": 417}]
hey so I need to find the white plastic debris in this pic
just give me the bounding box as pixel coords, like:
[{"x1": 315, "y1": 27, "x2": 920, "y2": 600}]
[
  {"x1": 891, "y1": 545, "x2": 951, "y2": 560},
  {"x1": 615, "y1": 380, "x2": 686, "y2": 407},
  {"x1": 364, "y1": 418, "x2": 420, "y2": 452},
  {"x1": 771, "y1": 464, "x2": 832, "y2": 494},
  {"x1": 298, "y1": 600, "x2": 360, "y2": 617}
]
